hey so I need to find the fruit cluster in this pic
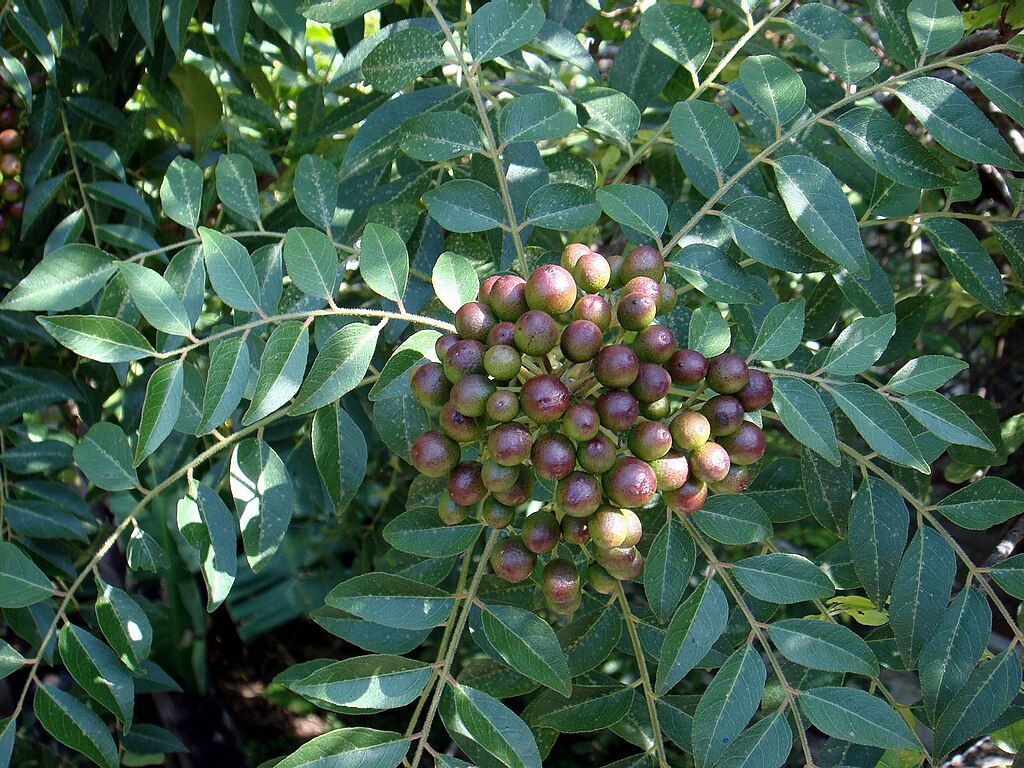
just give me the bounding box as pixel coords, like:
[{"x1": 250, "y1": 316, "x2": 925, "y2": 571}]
[
  {"x1": 0, "y1": 70, "x2": 39, "y2": 252},
  {"x1": 409, "y1": 243, "x2": 772, "y2": 614}
]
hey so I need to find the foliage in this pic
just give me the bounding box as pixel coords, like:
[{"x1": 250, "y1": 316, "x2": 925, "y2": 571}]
[{"x1": 0, "y1": 0, "x2": 1022, "y2": 765}]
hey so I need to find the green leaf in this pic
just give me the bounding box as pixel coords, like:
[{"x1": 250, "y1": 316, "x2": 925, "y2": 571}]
[
  {"x1": 0, "y1": 639, "x2": 25, "y2": 679},
  {"x1": 831, "y1": 383, "x2": 930, "y2": 472},
  {"x1": 165, "y1": 0, "x2": 199, "y2": 58},
  {"x1": 326, "y1": 573, "x2": 453, "y2": 630},
  {"x1": 920, "y1": 218, "x2": 1008, "y2": 314},
  {"x1": 468, "y1": 0, "x2": 545, "y2": 63},
  {"x1": 869, "y1": 0, "x2": 919, "y2": 67},
  {"x1": 291, "y1": 322, "x2": 379, "y2": 415},
  {"x1": 768, "y1": 619, "x2": 878, "y2": 676},
  {"x1": 135, "y1": 361, "x2": 184, "y2": 464},
  {"x1": 799, "y1": 687, "x2": 920, "y2": 750},
  {"x1": 441, "y1": 682, "x2": 542, "y2": 768},
  {"x1": 362, "y1": 27, "x2": 443, "y2": 93},
  {"x1": 597, "y1": 184, "x2": 667, "y2": 242},
  {"x1": 525, "y1": 183, "x2": 601, "y2": 231},
  {"x1": 58, "y1": 624, "x2": 134, "y2": 725},
  {"x1": 721, "y1": 196, "x2": 829, "y2": 273},
  {"x1": 525, "y1": 685, "x2": 632, "y2": 732},
  {"x1": 119, "y1": 263, "x2": 192, "y2": 336},
  {"x1": 990, "y1": 554, "x2": 1024, "y2": 599},
  {"x1": 575, "y1": 87, "x2": 641, "y2": 150},
  {"x1": 848, "y1": 477, "x2": 909, "y2": 607},
  {"x1": 771, "y1": 377, "x2": 839, "y2": 465},
  {"x1": 425, "y1": 180, "x2": 505, "y2": 233},
  {"x1": 213, "y1": 0, "x2": 248, "y2": 65},
  {"x1": 896, "y1": 77, "x2": 1024, "y2": 171},
  {"x1": 823, "y1": 313, "x2": 896, "y2": 376},
  {"x1": 692, "y1": 645, "x2": 766, "y2": 768},
  {"x1": 229, "y1": 439, "x2": 295, "y2": 571},
  {"x1": 739, "y1": 55, "x2": 805, "y2": 125},
  {"x1": 432, "y1": 252, "x2": 479, "y2": 313},
  {"x1": 668, "y1": 245, "x2": 758, "y2": 304},
  {"x1": 481, "y1": 603, "x2": 571, "y2": 696},
  {"x1": 0, "y1": 244, "x2": 115, "y2": 311},
  {"x1": 558, "y1": 607, "x2": 623, "y2": 677},
  {"x1": 752, "y1": 299, "x2": 805, "y2": 361},
  {"x1": 656, "y1": 580, "x2": 728, "y2": 695},
  {"x1": 160, "y1": 155, "x2": 203, "y2": 230},
  {"x1": 932, "y1": 650, "x2": 1022, "y2": 759},
  {"x1": 199, "y1": 337, "x2": 250, "y2": 434},
  {"x1": 200, "y1": 227, "x2": 262, "y2": 313},
  {"x1": 715, "y1": 712, "x2": 793, "y2": 768},
  {"x1": 74, "y1": 423, "x2": 138, "y2": 491},
  {"x1": 243, "y1": 321, "x2": 310, "y2": 424},
  {"x1": 39, "y1": 315, "x2": 155, "y2": 363},
  {"x1": 963, "y1": 53, "x2": 1024, "y2": 126},
  {"x1": 400, "y1": 112, "x2": 482, "y2": 162},
  {"x1": 936, "y1": 477, "x2": 1024, "y2": 529},
  {"x1": 179, "y1": 484, "x2": 238, "y2": 611},
  {"x1": 284, "y1": 227, "x2": 339, "y2": 300},
  {"x1": 732, "y1": 553, "x2": 835, "y2": 604},
  {"x1": 888, "y1": 355, "x2": 967, "y2": 395},
  {"x1": 499, "y1": 92, "x2": 577, "y2": 144},
  {"x1": 34, "y1": 684, "x2": 118, "y2": 768},
  {"x1": 907, "y1": 0, "x2": 962, "y2": 56},
  {"x1": 687, "y1": 304, "x2": 731, "y2": 357},
  {"x1": 831, "y1": 106, "x2": 953, "y2": 189},
  {"x1": 95, "y1": 580, "x2": 152, "y2": 673},
  {"x1": 693, "y1": 495, "x2": 772, "y2": 545},
  {"x1": 0, "y1": 48, "x2": 32, "y2": 113},
  {"x1": 920, "y1": 586, "x2": 991, "y2": 719},
  {"x1": 898, "y1": 391, "x2": 994, "y2": 450},
  {"x1": 371, "y1": 331, "x2": 442, "y2": 400},
  {"x1": 274, "y1": 727, "x2": 409, "y2": 768},
  {"x1": 0, "y1": 541, "x2": 52, "y2": 607},
  {"x1": 311, "y1": 406, "x2": 368, "y2": 515},
  {"x1": 21, "y1": 173, "x2": 69, "y2": 234},
  {"x1": 889, "y1": 528, "x2": 954, "y2": 667},
  {"x1": 360, "y1": 223, "x2": 408, "y2": 303},
  {"x1": 383, "y1": 511, "x2": 482, "y2": 558},
  {"x1": 280, "y1": 655, "x2": 432, "y2": 712},
  {"x1": 120, "y1": 724, "x2": 187, "y2": 756},
  {"x1": 215, "y1": 153, "x2": 262, "y2": 224},
  {"x1": 639, "y1": 3, "x2": 712, "y2": 71},
  {"x1": 669, "y1": 101, "x2": 739, "y2": 191},
  {"x1": 644, "y1": 518, "x2": 695, "y2": 623},
  {"x1": 818, "y1": 39, "x2": 879, "y2": 83},
  {"x1": 127, "y1": 528, "x2": 169, "y2": 572},
  {"x1": 85, "y1": 181, "x2": 154, "y2": 223},
  {"x1": 773, "y1": 155, "x2": 872, "y2": 277},
  {"x1": 294, "y1": 155, "x2": 339, "y2": 231},
  {"x1": 0, "y1": 717, "x2": 12, "y2": 768}
]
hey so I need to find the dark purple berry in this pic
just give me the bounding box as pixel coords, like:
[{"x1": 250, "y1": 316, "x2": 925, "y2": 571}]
[
  {"x1": 455, "y1": 301, "x2": 497, "y2": 342},
  {"x1": 620, "y1": 245, "x2": 665, "y2": 283},
  {"x1": 411, "y1": 431, "x2": 460, "y2": 477},
  {"x1": 701, "y1": 395, "x2": 745, "y2": 436},
  {"x1": 616, "y1": 292, "x2": 657, "y2": 331},
  {"x1": 521, "y1": 374, "x2": 570, "y2": 424},
  {"x1": 514, "y1": 310, "x2": 559, "y2": 357},
  {"x1": 490, "y1": 275, "x2": 529, "y2": 321},
  {"x1": 633, "y1": 325, "x2": 676, "y2": 364},
  {"x1": 560, "y1": 319, "x2": 603, "y2": 363},
  {"x1": 737, "y1": 370, "x2": 773, "y2": 412},
  {"x1": 443, "y1": 339, "x2": 486, "y2": 383},
  {"x1": 577, "y1": 435, "x2": 617, "y2": 474},
  {"x1": 450, "y1": 374, "x2": 495, "y2": 418},
  {"x1": 410, "y1": 362, "x2": 451, "y2": 409},
  {"x1": 488, "y1": 422, "x2": 533, "y2": 466},
  {"x1": 440, "y1": 403, "x2": 485, "y2": 443},
  {"x1": 531, "y1": 432, "x2": 576, "y2": 481},
  {"x1": 491, "y1": 537, "x2": 536, "y2": 582},
  {"x1": 719, "y1": 422, "x2": 765, "y2": 465},
  {"x1": 666, "y1": 349, "x2": 708, "y2": 386},
  {"x1": 629, "y1": 362, "x2": 672, "y2": 404},
  {"x1": 556, "y1": 471, "x2": 602, "y2": 517},
  {"x1": 542, "y1": 558, "x2": 581, "y2": 603},
  {"x1": 595, "y1": 390, "x2": 639, "y2": 432},
  {"x1": 447, "y1": 461, "x2": 486, "y2": 506},
  {"x1": 706, "y1": 353, "x2": 750, "y2": 394},
  {"x1": 595, "y1": 344, "x2": 639, "y2": 389},
  {"x1": 665, "y1": 478, "x2": 708, "y2": 515}
]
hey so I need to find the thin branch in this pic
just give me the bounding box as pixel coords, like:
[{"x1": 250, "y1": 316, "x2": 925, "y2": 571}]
[{"x1": 58, "y1": 104, "x2": 101, "y2": 247}]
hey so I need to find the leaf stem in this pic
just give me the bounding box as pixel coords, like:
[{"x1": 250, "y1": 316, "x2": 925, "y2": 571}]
[{"x1": 58, "y1": 104, "x2": 101, "y2": 247}]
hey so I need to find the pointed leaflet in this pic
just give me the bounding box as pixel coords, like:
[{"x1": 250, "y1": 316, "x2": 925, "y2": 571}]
[
  {"x1": 669, "y1": 245, "x2": 760, "y2": 304},
  {"x1": 558, "y1": 607, "x2": 623, "y2": 677},
  {"x1": 831, "y1": 383, "x2": 930, "y2": 472},
  {"x1": 964, "y1": 53, "x2": 1024, "y2": 126},
  {"x1": 74, "y1": 422, "x2": 138, "y2": 491},
  {"x1": 936, "y1": 477, "x2": 1024, "y2": 530},
  {"x1": 888, "y1": 528, "x2": 954, "y2": 667},
  {"x1": 802, "y1": 448, "x2": 853, "y2": 535},
  {"x1": 279, "y1": 655, "x2": 432, "y2": 712},
  {"x1": 326, "y1": 573, "x2": 453, "y2": 630},
  {"x1": 127, "y1": 528, "x2": 169, "y2": 572},
  {"x1": 639, "y1": 3, "x2": 712, "y2": 71},
  {"x1": 524, "y1": 685, "x2": 631, "y2": 732},
  {"x1": 230, "y1": 439, "x2": 295, "y2": 572},
  {"x1": 360, "y1": 223, "x2": 408, "y2": 303},
  {"x1": 525, "y1": 184, "x2": 601, "y2": 231},
  {"x1": 199, "y1": 337, "x2": 250, "y2": 434},
  {"x1": 467, "y1": 0, "x2": 545, "y2": 63},
  {"x1": 383, "y1": 511, "x2": 481, "y2": 558},
  {"x1": 768, "y1": 619, "x2": 878, "y2": 676},
  {"x1": 200, "y1": 227, "x2": 261, "y2": 313},
  {"x1": 773, "y1": 155, "x2": 872, "y2": 277},
  {"x1": 669, "y1": 101, "x2": 739, "y2": 189},
  {"x1": 363, "y1": 28, "x2": 444, "y2": 93},
  {"x1": 920, "y1": 218, "x2": 1008, "y2": 314},
  {"x1": 644, "y1": 518, "x2": 695, "y2": 622},
  {"x1": 752, "y1": 299, "x2": 805, "y2": 361},
  {"x1": 721, "y1": 196, "x2": 831, "y2": 273},
  {"x1": 920, "y1": 586, "x2": 991, "y2": 718},
  {"x1": 242, "y1": 321, "x2": 309, "y2": 424},
  {"x1": 425, "y1": 180, "x2": 505, "y2": 233},
  {"x1": 739, "y1": 55, "x2": 805, "y2": 125},
  {"x1": 311, "y1": 406, "x2": 368, "y2": 515},
  {"x1": 771, "y1": 377, "x2": 840, "y2": 465},
  {"x1": 481, "y1": 603, "x2": 571, "y2": 696},
  {"x1": 731, "y1": 553, "x2": 835, "y2": 604},
  {"x1": 58, "y1": 624, "x2": 134, "y2": 725},
  {"x1": 819, "y1": 38, "x2": 879, "y2": 84},
  {"x1": 889, "y1": 355, "x2": 967, "y2": 395},
  {"x1": 715, "y1": 712, "x2": 793, "y2": 768},
  {"x1": 178, "y1": 484, "x2": 237, "y2": 611},
  {"x1": 96, "y1": 579, "x2": 153, "y2": 673},
  {"x1": 432, "y1": 252, "x2": 479, "y2": 313},
  {"x1": 691, "y1": 645, "x2": 766, "y2": 768},
  {"x1": 401, "y1": 112, "x2": 481, "y2": 162},
  {"x1": 848, "y1": 477, "x2": 909, "y2": 608},
  {"x1": 0, "y1": 542, "x2": 51, "y2": 607},
  {"x1": 160, "y1": 156, "x2": 203, "y2": 230},
  {"x1": 498, "y1": 93, "x2": 577, "y2": 144},
  {"x1": 34, "y1": 684, "x2": 119, "y2": 768},
  {"x1": 135, "y1": 361, "x2": 184, "y2": 464},
  {"x1": 215, "y1": 153, "x2": 261, "y2": 223},
  {"x1": 39, "y1": 315, "x2": 154, "y2": 363},
  {"x1": 294, "y1": 154, "x2": 339, "y2": 231},
  {"x1": 291, "y1": 322, "x2": 379, "y2": 414},
  {"x1": 693, "y1": 494, "x2": 772, "y2": 545},
  {"x1": 440, "y1": 682, "x2": 542, "y2": 768},
  {"x1": 868, "y1": 0, "x2": 919, "y2": 67},
  {"x1": 119, "y1": 263, "x2": 192, "y2": 336},
  {"x1": 898, "y1": 391, "x2": 994, "y2": 450},
  {"x1": 823, "y1": 313, "x2": 896, "y2": 376},
  {"x1": 656, "y1": 580, "x2": 728, "y2": 694},
  {"x1": 907, "y1": 0, "x2": 962, "y2": 57},
  {"x1": 284, "y1": 227, "x2": 338, "y2": 300},
  {"x1": 990, "y1": 554, "x2": 1024, "y2": 598},
  {"x1": 274, "y1": 727, "x2": 409, "y2": 768},
  {"x1": 799, "y1": 687, "x2": 920, "y2": 750},
  {"x1": 896, "y1": 77, "x2": 1024, "y2": 171},
  {"x1": 369, "y1": 330, "x2": 440, "y2": 400},
  {"x1": 0, "y1": 244, "x2": 115, "y2": 311},
  {"x1": 597, "y1": 184, "x2": 667, "y2": 242}
]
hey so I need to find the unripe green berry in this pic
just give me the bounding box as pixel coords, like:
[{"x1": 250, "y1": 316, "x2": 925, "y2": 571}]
[
  {"x1": 627, "y1": 420, "x2": 672, "y2": 461},
  {"x1": 480, "y1": 495, "x2": 516, "y2": 528},
  {"x1": 587, "y1": 563, "x2": 618, "y2": 594},
  {"x1": 438, "y1": 491, "x2": 469, "y2": 525},
  {"x1": 481, "y1": 460, "x2": 519, "y2": 492},
  {"x1": 650, "y1": 450, "x2": 689, "y2": 491},
  {"x1": 576, "y1": 435, "x2": 617, "y2": 474},
  {"x1": 484, "y1": 344, "x2": 522, "y2": 381},
  {"x1": 563, "y1": 401, "x2": 600, "y2": 442},
  {"x1": 486, "y1": 390, "x2": 520, "y2": 423},
  {"x1": 450, "y1": 374, "x2": 495, "y2": 418},
  {"x1": 670, "y1": 410, "x2": 711, "y2": 451},
  {"x1": 573, "y1": 251, "x2": 611, "y2": 292}
]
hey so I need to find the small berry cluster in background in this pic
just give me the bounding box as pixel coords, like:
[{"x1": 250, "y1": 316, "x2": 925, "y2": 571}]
[
  {"x1": 0, "y1": 63, "x2": 40, "y2": 253},
  {"x1": 409, "y1": 243, "x2": 772, "y2": 614}
]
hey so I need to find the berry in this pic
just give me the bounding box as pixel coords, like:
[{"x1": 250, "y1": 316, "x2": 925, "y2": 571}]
[
  {"x1": 481, "y1": 460, "x2": 519, "y2": 492},
  {"x1": 447, "y1": 461, "x2": 486, "y2": 506},
  {"x1": 587, "y1": 563, "x2": 618, "y2": 594},
  {"x1": 597, "y1": 546, "x2": 643, "y2": 580},
  {"x1": 620, "y1": 509, "x2": 643, "y2": 548},
  {"x1": 483, "y1": 344, "x2": 521, "y2": 381},
  {"x1": 560, "y1": 319, "x2": 603, "y2": 362},
  {"x1": 455, "y1": 301, "x2": 496, "y2": 342},
  {"x1": 0, "y1": 153, "x2": 20, "y2": 178},
  {"x1": 710, "y1": 464, "x2": 751, "y2": 494},
  {"x1": 440, "y1": 403, "x2": 485, "y2": 443},
  {"x1": 0, "y1": 129, "x2": 20, "y2": 152},
  {"x1": 690, "y1": 442, "x2": 731, "y2": 484},
  {"x1": 629, "y1": 362, "x2": 671, "y2": 404},
  {"x1": 621, "y1": 276, "x2": 661, "y2": 302},
  {"x1": 493, "y1": 468, "x2": 535, "y2": 506},
  {"x1": 737, "y1": 370, "x2": 773, "y2": 412},
  {"x1": 701, "y1": 395, "x2": 745, "y2": 436},
  {"x1": 671, "y1": 410, "x2": 711, "y2": 451},
  {"x1": 574, "y1": 294, "x2": 612, "y2": 331},
  {"x1": 521, "y1": 374, "x2": 570, "y2": 424},
  {"x1": 0, "y1": 211, "x2": 7, "y2": 232},
  {"x1": 577, "y1": 435, "x2": 617, "y2": 474},
  {"x1": 486, "y1": 390, "x2": 520, "y2": 423},
  {"x1": 595, "y1": 344, "x2": 639, "y2": 389},
  {"x1": 627, "y1": 420, "x2": 673, "y2": 461},
  {"x1": 0, "y1": 108, "x2": 16, "y2": 129},
  {"x1": 603, "y1": 457, "x2": 658, "y2": 508},
  {"x1": 706, "y1": 353, "x2": 750, "y2": 394},
  {"x1": 443, "y1": 339, "x2": 485, "y2": 383},
  {"x1": 411, "y1": 431, "x2": 459, "y2": 477},
  {"x1": 719, "y1": 422, "x2": 765, "y2": 465},
  {"x1": 479, "y1": 274, "x2": 501, "y2": 307},
  {"x1": 547, "y1": 592, "x2": 582, "y2": 615},
  {"x1": 556, "y1": 471, "x2": 602, "y2": 517},
  {"x1": 657, "y1": 282, "x2": 678, "y2": 315},
  {"x1": 491, "y1": 537, "x2": 536, "y2": 583},
  {"x1": 480, "y1": 496, "x2": 516, "y2": 528},
  {"x1": 435, "y1": 332, "x2": 459, "y2": 359},
  {"x1": 573, "y1": 251, "x2": 611, "y2": 292},
  {"x1": 666, "y1": 349, "x2": 708, "y2": 386},
  {"x1": 522, "y1": 511, "x2": 560, "y2": 553},
  {"x1": 542, "y1": 558, "x2": 580, "y2": 604},
  {"x1": 3, "y1": 202, "x2": 18, "y2": 221},
  {"x1": 620, "y1": 245, "x2": 665, "y2": 283},
  {"x1": 488, "y1": 422, "x2": 533, "y2": 466},
  {"x1": 563, "y1": 401, "x2": 600, "y2": 442},
  {"x1": 561, "y1": 243, "x2": 592, "y2": 271},
  {"x1": 650, "y1": 450, "x2": 689, "y2": 491},
  {"x1": 514, "y1": 309, "x2": 559, "y2": 356},
  {"x1": 633, "y1": 325, "x2": 676, "y2": 364},
  {"x1": 410, "y1": 362, "x2": 450, "y2": 409},
  {"x1": 589, "y1": 507, "x2": 630, "y2": 549},
  {"x1": 28, "y1": 72, "x2": 45, "y2": 92},
  {"x1": 1, "y1": 179, "x2": 22, "y2": 202},
  {"x1": 616, "y1": 292, "x2": 657, "y2": 331},
  {"x1": 665, "y1": 479, "x2": 708, "y2": 515},
  {"x1": 531, "y1": 432, "x2": 576, "y2": 481},
  {"x1": 490, "y1": 275, "x2": 529, "y2": 321},
  {"x1": 606, "y1": 254, "x2": 624, "y2": 289},
  {"x1": 450, "y1": 374, "x2": 495, "y2": 418},
  {"x1": 561, "y1": 516, "x2": 590, "y2": 545},
  {"x1": 486, "y1": 321, "x2": 516, "y2": 347},
  {"x1": 641, "y1": 397, "x2": 671, "y2": 420},
  {"x1": 526, "y1": 264, "x2": 577, "y2": 315},
  {"x1": 438, "y1": 492, "x2": 469, "y2": 525},
  {"x1": 595, "y1": 390, "x2": 639, "y2": 432}
]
